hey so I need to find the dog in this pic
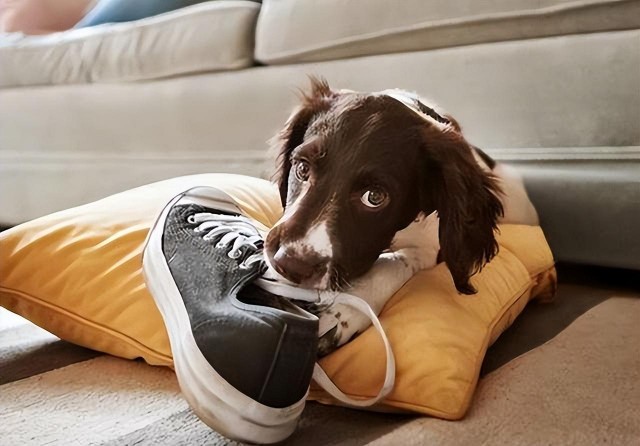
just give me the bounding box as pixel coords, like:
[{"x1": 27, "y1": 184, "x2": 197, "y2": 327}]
[{"x1": 263, "y1": 77, "x2": 539, "y2": 353}]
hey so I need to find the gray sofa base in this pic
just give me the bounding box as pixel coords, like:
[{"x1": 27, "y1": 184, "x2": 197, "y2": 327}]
[{"x1": 495, "y1": 149, "x2": 640, "y2": 270}]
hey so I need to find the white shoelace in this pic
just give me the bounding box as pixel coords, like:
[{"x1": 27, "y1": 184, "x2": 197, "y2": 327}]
[
  {"x1": 188, "y1": 213, "x2": 263, "y2": 266},
  {"x1": 312, "y1": 293, "x2": 395, "y2": 408},
  {"x1": 255, "y1": 278, "x2": 396, "y2": 408},
  {"x1": 189, "y1": 212, "x2": 395, "y2": 408}
]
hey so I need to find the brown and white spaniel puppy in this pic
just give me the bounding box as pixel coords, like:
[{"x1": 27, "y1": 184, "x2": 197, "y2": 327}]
[{"x1": 264, "y1": 78, "x2": 538, "y2": 350}]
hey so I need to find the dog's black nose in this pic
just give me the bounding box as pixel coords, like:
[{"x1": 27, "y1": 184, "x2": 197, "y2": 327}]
[{"x1": 273, "y1": 247, "x2": 326, "y2": 284}]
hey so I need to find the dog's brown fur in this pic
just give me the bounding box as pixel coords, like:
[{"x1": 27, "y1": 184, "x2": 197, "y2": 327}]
[{"x1": 267, "y1": 78, "x2": 504, "y2": 294}]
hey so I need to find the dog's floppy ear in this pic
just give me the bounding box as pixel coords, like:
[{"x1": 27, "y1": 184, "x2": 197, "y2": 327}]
[
  {"x1": 419, "y1": 128, "x2": 504, "y2": 294},
  {"x1": 272, "y1": 76, "x2": 336, "y2": 206}
]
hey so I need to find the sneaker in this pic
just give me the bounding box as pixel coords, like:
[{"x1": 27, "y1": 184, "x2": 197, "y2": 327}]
[
  {"x1": 142, "y1": 186, "x2": 320, "y2": 444},
  {"x1": 255, "y1": 275, "x2": 396, "y2": 409}
]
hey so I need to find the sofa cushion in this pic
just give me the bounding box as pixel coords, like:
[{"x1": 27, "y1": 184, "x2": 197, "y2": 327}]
[
  {"x1": 0, "y1": 1, "x2": 260, "y2": 87},
  {"x1": 255, "y1": 0, "x2": 640, "y2": 64}
]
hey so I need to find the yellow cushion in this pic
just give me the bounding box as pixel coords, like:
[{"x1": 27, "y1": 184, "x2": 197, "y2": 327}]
[
  {"x1": 0, "y1": 173, "x2": 556, "y2": 419},
  {"x1": 0, "y1": 174, "x2": 282, "y2": 366},
  {"x1": 309, "y1": 225, "x2": 556, "y2": 418}
]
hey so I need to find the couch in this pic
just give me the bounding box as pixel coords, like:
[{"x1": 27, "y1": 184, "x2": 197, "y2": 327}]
[
  {"x1": 1, "y1": 0, "x2": 639, "y2": 270},
  {"x1": 1, "y1": 1, "x2": 639, "y2": 444}
]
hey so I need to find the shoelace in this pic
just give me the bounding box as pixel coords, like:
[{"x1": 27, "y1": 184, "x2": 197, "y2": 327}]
[
  {"x1": 312, "y1": 292, "x2": 395, "y2": 408},
  {"x1": 189, "y1": 212, "x2": 395, "y2": 408},
  {"x1": 188, "y1": 213, "x2": 264, "y2": 267},
  {"x1": 255, "y1": 279, "x2": 395, "y2": 408}
]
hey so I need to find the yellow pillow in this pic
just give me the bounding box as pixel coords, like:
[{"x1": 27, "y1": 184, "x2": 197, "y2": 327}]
[
  {"x1": 0, "y1": 174, "x2": 281, "y2": 366},
  {"x1": 0, "y1": 173, "x2": 556, "y2": 419},
  {"x1": 309, "y1": 225, "x2": 556, "y2": 418}
]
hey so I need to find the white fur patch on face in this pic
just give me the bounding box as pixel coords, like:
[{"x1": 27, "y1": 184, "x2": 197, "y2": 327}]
[
  {"x1": 290, "y1": 221, "x2": 333, "y2": 258},
  {"x1": 279, "y1": 219, "x2": 333, "y2": 289}
]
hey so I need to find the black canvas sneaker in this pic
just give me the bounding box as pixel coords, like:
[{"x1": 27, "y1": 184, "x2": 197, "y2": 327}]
[{"x1": 142, "y1": 186, "x2": 319, "y2": 444}]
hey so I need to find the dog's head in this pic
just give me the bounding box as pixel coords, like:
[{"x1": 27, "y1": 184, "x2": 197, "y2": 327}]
[{"x1": 265, "y1": 78, "x2": 503, "y2": 294}]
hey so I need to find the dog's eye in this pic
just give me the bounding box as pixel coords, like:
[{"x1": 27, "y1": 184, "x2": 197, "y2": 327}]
[
  {"x1": 294, "y1": 161, "x2": 310, "y2": 182},
  {"x1": 361, "y1": 187, "x2": 388, "y2": 208}
]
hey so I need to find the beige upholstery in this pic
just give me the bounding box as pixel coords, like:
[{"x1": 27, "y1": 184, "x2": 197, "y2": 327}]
[
  {"x1": 0, "y1": 1, "x2": 260, "y2": 87},
  {"x1": 0, "y1": 1, "x2": 638, "y2": 270},
  {"x1": 0, "y1": 3, "x2": 639, "y2": 443},
  {"x1": 256, "y1": 0, "x2": 640, "y2": 63},
  {"x1": 1, "y1": 30, "x2": 638, "y2": 225}
]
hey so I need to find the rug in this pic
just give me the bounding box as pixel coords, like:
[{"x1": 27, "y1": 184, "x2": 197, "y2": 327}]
[{"x1": 1, "y1": 265, "x2": 638, "y2": 445}]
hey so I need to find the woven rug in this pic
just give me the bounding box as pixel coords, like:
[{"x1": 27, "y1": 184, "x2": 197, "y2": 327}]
[{"x1": 1, "y1": 266, "x2": 639, "y2": 445}]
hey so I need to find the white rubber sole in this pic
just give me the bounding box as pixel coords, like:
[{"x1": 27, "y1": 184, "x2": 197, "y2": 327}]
[{"x1": 142, "y1": 187, "x2": 306, "y2": 444}]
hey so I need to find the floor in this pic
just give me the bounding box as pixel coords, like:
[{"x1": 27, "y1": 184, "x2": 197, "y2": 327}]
[{"x1": 1, "y1": 263, "x2": 639, "y2": 445}]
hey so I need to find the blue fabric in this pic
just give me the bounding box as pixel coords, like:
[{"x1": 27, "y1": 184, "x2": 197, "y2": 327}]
[{"x1": 76, "y1": 0, "x2": 213, "y2": 27}]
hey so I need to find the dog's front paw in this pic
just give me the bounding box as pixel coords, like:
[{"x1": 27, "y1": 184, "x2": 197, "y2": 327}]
[
  {"x1": 389, "y1": 211, "x2": 440, "y2": 273},
  {"x1": 316, "y1": 303, "x2": 371, "y2": 356}
]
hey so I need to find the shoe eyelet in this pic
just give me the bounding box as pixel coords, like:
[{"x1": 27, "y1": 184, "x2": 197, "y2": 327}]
[
  {"x1": 187, "y1": 215, "x2": 197, "y2": 224},
  {"x1": 228, "y1": 250, "x2": 242, "y2": 259}
]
